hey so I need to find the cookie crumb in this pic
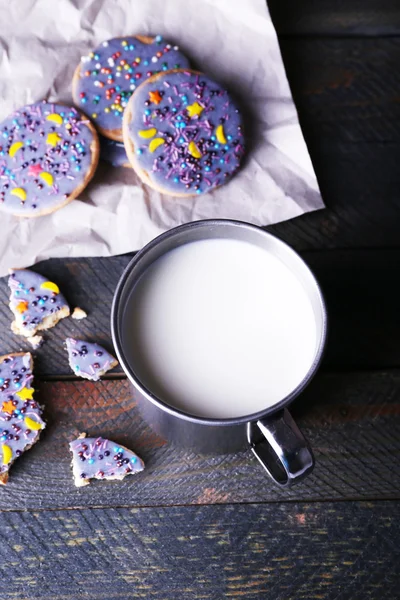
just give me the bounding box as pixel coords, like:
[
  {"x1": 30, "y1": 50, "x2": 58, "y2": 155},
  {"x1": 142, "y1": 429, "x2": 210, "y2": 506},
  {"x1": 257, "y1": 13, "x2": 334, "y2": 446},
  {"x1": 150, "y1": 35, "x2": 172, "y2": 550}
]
[
  {"x1": 27, "y1": 335, "x2": 44, "y2": 349},
  {"x1": 72, "y1": 307, "x2": 88, "y2": 320}
]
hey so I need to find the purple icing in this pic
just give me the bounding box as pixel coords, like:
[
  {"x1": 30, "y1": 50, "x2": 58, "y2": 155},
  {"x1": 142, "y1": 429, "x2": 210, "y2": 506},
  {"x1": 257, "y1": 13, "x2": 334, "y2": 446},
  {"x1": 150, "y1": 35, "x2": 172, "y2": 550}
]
[
  {"x1": 66, "y1": 338, "x2": 118, "y2": 380},
  {"x1": 69, "y1": 436, "x2": 144, "y2": 485},
  {"x1": 9, "y1": 270, "x2": 69, "y2": 336},
  {"x1": 126, "y1": 70, "x2": 245, "y2": 195},
  {"x1": 0, "y1": 102, "x2": 96, "y2": 216},
  {"x1": 99, "y1": 134, "x2": 129, "y2": 167},
  {"x1": 0, "y1": 353, "x2": 45, "y2": 480},
  {"x1": 75, "y1": 35, "x2": 190, "y2": 134}
]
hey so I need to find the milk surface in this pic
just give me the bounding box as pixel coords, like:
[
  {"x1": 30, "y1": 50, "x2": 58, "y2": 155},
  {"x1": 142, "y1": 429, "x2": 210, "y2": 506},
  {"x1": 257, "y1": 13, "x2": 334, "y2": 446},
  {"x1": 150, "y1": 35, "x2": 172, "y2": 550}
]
[{"x1": 123, "y1": 238, "x2": 317, "y2": 419}]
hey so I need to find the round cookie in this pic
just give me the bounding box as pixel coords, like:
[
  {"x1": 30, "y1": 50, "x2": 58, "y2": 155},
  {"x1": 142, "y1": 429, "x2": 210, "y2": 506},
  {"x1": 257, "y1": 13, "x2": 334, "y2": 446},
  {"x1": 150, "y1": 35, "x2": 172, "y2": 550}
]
[
  {"x1": 72, "y1": 35, "x2": 190, "y2": 142},
  {"x1": 99, "y1": 134, "x2": 130, "y2": 168},
  {"x1": 0, "y1": 101, "x2": 99, "y2": 217},
  {"x1": 122, "y1": 69, "x2": 245, "y2": 197}
]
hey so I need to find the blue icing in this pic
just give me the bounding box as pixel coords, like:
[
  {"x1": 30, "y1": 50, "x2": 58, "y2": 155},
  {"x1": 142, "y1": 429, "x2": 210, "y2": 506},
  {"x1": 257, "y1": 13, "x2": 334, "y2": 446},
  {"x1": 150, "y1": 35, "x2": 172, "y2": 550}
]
[
  {"x1": 0, "y1": 102, "x2": 97, "y2": 216},
  {"x1": 9, "y1": 269, "x2": 69, "y2": 336},
  {"x1": 99, "y1": 134, "x2": 129, "y2": 167},
  {"x1": 126, "y1": 70, "x2": 245, "y2": 195},
  {"x1": 75, "y1": 36, "x2": 190, "y2": 134}
]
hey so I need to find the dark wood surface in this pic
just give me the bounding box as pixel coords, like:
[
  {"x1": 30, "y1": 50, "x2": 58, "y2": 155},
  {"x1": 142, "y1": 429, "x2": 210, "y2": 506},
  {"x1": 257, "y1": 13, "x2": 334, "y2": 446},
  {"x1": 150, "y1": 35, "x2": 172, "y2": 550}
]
[
  {"x1": 0, "y1": 501, "x2": 398, "y2": 600},
  {"x1": 1, "y1": 2, "x2": 400, "y2": 598}
]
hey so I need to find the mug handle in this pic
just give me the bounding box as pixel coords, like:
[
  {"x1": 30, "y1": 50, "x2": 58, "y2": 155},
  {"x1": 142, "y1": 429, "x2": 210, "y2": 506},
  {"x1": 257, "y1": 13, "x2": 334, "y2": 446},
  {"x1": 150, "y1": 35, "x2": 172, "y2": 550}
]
[{"x1": 247, "y1": 408, "x2": 314, "y2": 487}]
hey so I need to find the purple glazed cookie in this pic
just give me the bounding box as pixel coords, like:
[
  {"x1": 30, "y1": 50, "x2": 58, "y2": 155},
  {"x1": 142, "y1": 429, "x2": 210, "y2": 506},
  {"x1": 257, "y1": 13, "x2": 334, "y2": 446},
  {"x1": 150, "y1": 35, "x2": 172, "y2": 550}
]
[
  {"x1": 122, "y1": 69, "x2": 245, "y2": 196},
  {"x1": 65, "y1": 338, "x2": 118, "y2": 381},
  {"x1": 72, "y1": 35, "x2": 190, "y2": 141},
  {"x1": 0, "y1": 101, "x2": 99, "y2": 217},
  {"x1": 99, "y1": 134, "x2": 130, "y2": 168},
  {"x1": 9, "y1": 269, "x2": 70, "y2": 338},
  {"x1": 0, "y1": 353, "x2": 45, "y2": 485},
  {"x1": 69, "y1": 433, "x2": 144, "y2": 487}
]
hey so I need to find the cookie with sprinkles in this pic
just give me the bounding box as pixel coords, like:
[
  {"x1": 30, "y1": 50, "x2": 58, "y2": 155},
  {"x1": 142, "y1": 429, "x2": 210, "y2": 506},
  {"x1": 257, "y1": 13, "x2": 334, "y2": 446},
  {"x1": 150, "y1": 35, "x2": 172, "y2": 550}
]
[
  {"x1": 122, "y1": 69, "x2": 245, "y2": 196},
  {"x1": 9, "y1": 269, "x2": 70, "y2": 338},
  {"x1": 0, "y1": 101, "x2": 99, "y2": 217},
  {"x1": 69, "y1": 433, "x2": 144, "y2": 487},
  {"x1": 99, "y1": 134, "x2": 130, "y2": 168},
  {"x1": 0, "y1": 353, "x2": 45, "y2": 485},
  {"x1": 72, "y1": 35, "x2": 190, "y2": 142},
  {"x1": 65, "y1": 338, "x2": 118, "y2": 381}
]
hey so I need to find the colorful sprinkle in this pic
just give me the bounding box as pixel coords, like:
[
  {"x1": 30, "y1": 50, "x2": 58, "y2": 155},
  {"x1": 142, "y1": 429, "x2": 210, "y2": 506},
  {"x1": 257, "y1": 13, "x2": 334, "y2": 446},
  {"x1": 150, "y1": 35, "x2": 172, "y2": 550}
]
[
  {"x1": 11, "y1": 187, "x2": 27, "y2": 201},
  {"x1": 9, "y1": 142, "x2": 24, "y2": 158},
  {"x1": 149, "y1": 137, "x2": 165, "y2": 153},
  {"x1": 46, "y1": 113, "x2": 63, "y2": 125},
  {"x1": 138, "y1": 128, "x2": 157, "y2": 139}
]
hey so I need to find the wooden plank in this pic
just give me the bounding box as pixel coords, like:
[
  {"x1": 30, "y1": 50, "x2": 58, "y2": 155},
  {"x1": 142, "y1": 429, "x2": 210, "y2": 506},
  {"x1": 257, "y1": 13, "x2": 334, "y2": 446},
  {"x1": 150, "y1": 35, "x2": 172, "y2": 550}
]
[
  {"x1": 1, "y1": 248, "x2": 400, "y2": 376},
  {"x1": 0, "y1": 371, "x2": 399, "y2": 510},
  {"x1": 0, "y1": 501, "x2": 398, "y2": 599},
  {"x1": 268, "y1": 37, "x2": 400, "y2": 251},
  {"x1": 269, "y1": 0, "x2": 400, "y2": 36}
]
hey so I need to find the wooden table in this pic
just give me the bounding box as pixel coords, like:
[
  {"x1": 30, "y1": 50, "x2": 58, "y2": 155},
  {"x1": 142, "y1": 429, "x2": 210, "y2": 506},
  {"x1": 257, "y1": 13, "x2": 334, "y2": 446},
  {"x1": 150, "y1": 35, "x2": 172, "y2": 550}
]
[{"x1": 1, "y1": 2, "x2": 400, "y2": 598}]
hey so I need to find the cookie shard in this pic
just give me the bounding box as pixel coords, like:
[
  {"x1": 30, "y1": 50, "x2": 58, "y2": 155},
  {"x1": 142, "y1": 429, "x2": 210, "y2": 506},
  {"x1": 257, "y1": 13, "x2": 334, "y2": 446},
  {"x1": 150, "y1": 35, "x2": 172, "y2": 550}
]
[
  {"x1": 66, "y1": 338, "x2": 118, "y2": 381},
  {"x1": 0, "y1": 353, "x2": 45, "y2": 485},
  {"x1": 9, "y1": 269, "x2": 70, "y2": 338},
  {"x1": 69, "y1": 435, "x2": 144, "y2": 487}
]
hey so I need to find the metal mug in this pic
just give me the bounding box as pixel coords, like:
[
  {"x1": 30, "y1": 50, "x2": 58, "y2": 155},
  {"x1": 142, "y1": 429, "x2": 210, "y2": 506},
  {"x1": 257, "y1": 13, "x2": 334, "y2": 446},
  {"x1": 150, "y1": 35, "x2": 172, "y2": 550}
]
[{"x1": 111, "y1": 220, "x2": 327, "y2": 487}]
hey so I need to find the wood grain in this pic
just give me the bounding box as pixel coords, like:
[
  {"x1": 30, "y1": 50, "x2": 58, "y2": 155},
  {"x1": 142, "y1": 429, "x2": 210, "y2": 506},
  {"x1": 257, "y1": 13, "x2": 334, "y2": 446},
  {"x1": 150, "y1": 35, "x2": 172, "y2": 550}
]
[
  {"x1": 269, "y1": 0, "x2": 400, "y2": 36},
  {"x1": 0, "y1": 370, "x2": 399, "y2": 510},
  {"x1": 0, "y1": 501, "x2": 398, "y2": 599},
  {"x1": 1, "y1": 248, "x2": 400, "y2": 375}
]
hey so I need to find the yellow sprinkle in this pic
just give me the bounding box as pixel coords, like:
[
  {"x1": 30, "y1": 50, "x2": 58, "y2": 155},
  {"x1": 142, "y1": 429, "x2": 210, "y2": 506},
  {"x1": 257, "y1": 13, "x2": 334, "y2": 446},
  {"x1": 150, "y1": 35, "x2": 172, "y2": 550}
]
[
  {"x1": 138, "y1": 128, "x2": 157, "y2": 139},
  {"x1": 24, "y1": 417, "x2": 43, "y2": 431},
  {"x1": 116, "y1": 66, "x2": 122, "y2": 72},
  {"x1": 40, "y1": 281, "x2": 59, "y2": 294},
  {"x1": 10, "y1": 187, "x2": 26, "y2": 201},
  {"x1": 89, "y1": 52, "x2": 94, "y2": 58},
  {"x1": 188, "y1": 141, "x2": 202, "y2": 158},
  {"x1": 9, "y1": 142, "x2": 24, "y2": 158},
  {"x1": 124, "y1": 64, "x2": 130, "y2": 70},
  {"x1": 46, "y1": 132, "x2": 62, "y2": 147},
  {"x1": 104, "y1": 108, "x2": 110, "y2": 113},
  {"x1": 92, "y1": 113, "x2": 98, "y2": 118},
  {"x1": 46, "y1": 113, "x2": 63, "y2": 125},
  {"x1": 39, "y1": 171, "x2": 54, "y2": 187},
  {"x1": 2, "y1": 444, "x2": 12, "y2": 465},
  {"x1": 149, "y1": 137, "x2": 165, "y2": 153},
  {"x1": 135, "y1": 57, "x2": 141, "y2": 64},
  {"x1": 216, "y1": 124, "x2": 227, "y2": 144},
  {"x1": 186, "y1": 102, "x2": 204, "y2": 118},
  {"x1": 16, "y1": 387, "x2": 34, "y2": 401}
]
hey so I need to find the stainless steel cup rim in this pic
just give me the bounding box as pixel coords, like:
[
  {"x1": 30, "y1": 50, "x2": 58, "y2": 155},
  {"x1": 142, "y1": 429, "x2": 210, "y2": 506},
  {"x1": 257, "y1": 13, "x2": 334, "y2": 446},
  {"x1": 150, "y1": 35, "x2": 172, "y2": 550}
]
[{"x1": 111, "y1": 219, "x2": 327, "y2": 427}]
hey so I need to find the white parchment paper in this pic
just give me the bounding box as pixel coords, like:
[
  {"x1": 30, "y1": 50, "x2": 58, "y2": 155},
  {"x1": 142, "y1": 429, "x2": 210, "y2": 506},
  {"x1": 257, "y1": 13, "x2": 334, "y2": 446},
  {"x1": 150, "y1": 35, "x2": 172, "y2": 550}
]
[{"x1": 0, "y1": 0, "x2": 323, "y2": 275}]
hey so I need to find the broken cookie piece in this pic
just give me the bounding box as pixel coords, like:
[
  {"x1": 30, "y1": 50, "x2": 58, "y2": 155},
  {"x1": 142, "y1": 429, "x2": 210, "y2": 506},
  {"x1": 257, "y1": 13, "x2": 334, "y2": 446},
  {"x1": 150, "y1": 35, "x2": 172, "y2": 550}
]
[
  {"x1": 69, "y1": 433, "x2": 144, "y2": 487},
  {"x1": 65, "y1": 338, "x2": 118, "y2": 381},
  {"x1": 0, "y1": 353, "x2": 45, "y2": 485},
  {"x1": 9, "y1": 269, "x2": 70, "y2": 338},
  {"x1": 71, "y1": 307, "x2": 87, "y2": 320},
  {"x1": 27, "y1": 335, "x2": 44, "y2": 350}
]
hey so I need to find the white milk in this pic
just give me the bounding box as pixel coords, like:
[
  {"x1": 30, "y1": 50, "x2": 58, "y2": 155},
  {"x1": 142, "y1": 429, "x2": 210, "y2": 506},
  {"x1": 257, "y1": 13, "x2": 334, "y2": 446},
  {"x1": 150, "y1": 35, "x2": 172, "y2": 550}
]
[{"x1": 123, "y1": 238, "x2": 318, "y2": 419}]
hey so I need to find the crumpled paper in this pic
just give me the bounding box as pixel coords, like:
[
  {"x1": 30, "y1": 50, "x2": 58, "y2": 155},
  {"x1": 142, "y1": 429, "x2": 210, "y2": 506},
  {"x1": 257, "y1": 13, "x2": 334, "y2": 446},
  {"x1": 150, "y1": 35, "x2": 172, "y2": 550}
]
[{"x1": 0, "y1": 0, "x2": 323, "y2": 275}]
